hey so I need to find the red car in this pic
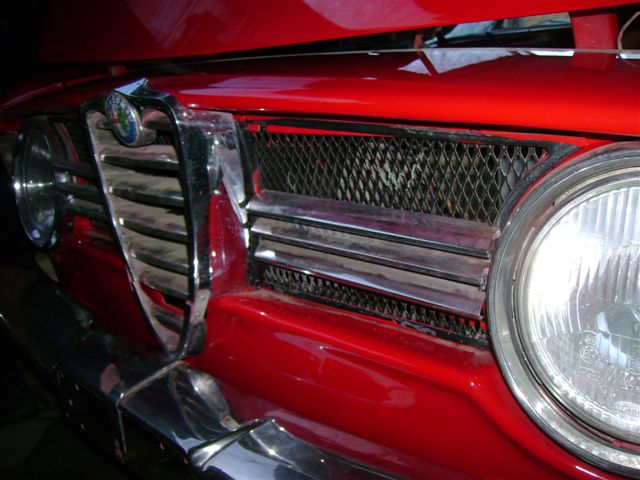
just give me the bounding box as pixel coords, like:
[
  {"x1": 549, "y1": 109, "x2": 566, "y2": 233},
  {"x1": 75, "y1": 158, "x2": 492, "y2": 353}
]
[{"x1": 1, "y1": 1, "x2": 639, "y2": 478}]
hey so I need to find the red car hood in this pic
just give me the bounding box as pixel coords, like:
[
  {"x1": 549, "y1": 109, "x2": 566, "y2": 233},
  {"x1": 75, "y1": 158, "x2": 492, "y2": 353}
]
[
  {"x1": 42, "y1": 0, "x2": 636, "y2": 62},
  {"x1": 4, "y1": 49, "x2": 639, "y2": 138}
]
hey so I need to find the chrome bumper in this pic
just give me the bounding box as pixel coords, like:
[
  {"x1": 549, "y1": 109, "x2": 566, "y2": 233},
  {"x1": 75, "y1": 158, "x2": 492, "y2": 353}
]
[{"x1": 0, "y1": 272, "x2": 390, "y2": 479}]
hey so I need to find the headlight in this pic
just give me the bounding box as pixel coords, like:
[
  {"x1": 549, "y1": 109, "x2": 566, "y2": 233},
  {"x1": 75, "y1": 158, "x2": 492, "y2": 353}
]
[
  {"x1": 489, "y1": 145, "x2": 640, "y2": 475},
  {"x1": 14, "y1": 123, "x2": 61, "y2": 247}
]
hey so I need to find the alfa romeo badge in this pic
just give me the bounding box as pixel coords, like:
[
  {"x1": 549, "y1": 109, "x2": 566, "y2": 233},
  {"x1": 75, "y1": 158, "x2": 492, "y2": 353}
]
[{"x1": 105, "y1": 92, "x2": 143, "y2": 146}]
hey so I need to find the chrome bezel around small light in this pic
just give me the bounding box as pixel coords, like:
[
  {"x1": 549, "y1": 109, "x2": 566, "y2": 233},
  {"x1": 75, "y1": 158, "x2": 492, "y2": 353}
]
[
  {"x1": 14, "y1": 119, "x2": 64, "y2": 248},
  {"x1": 488, "y1": 144, "x2": 640, "y2": 477}
]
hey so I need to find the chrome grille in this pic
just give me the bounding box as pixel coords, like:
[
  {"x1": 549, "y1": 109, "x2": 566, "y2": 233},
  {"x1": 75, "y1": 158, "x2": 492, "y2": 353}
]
[
  {"x1": 87, "y1": 109, "x2": 190, "y2": 351},
  {"x1": 246, "y1": 121, "x2": 549, "y2": 224},
  {"x1": 247, "y1": 190, "x2": 497, "y2": 345},
  {"x1": 243, "y1": 120, "x2": 573, "y2": 345},
  {"x1": 83, "y1": 80, "x2": 237, "y2": 356}
]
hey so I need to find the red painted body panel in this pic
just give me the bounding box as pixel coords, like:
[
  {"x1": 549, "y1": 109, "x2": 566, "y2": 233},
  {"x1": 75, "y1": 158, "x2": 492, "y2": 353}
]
[
  {"x1": 189, "y1": 290, "x2": 616, "y2": 479},
  {"x1": 571, "y1": 9, "x2": 620, "y2": 48},
  {"x1": 158, "y1": 50, "x2": 640, "y2": 137},
  {"x1": 53, "y1": 221, "x2": 160, "y2": 353},
  {"x1": 3, "y1": 50, "x2": 640, "y2": 138},
  {"x1": 42, "y1": 0, "x2": 637, "y2": 62}
]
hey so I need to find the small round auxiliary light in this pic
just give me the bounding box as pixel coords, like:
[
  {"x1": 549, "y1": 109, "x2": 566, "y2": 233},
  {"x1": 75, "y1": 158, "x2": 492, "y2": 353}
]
[{"x1": 14, "y1": 124, "x2": 62, "y2": 248}]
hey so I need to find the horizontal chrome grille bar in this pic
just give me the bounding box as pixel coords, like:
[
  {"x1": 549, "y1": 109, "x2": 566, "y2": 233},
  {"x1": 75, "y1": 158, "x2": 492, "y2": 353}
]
[
  {"x1": 121, "y1": 218, "x2": 187, "y2": 244},
  {"x1": 254, "y1": 240, "x2": 485, "y2": 320},
  {"x1": 252, "y1": 217, "x2": 488, "y2": 286},
  {"x1": 136, "y1": 260, "x2": 189, "y2": 300},
  {"x1": 107, "y1": 171, "x2": 184, "y2": 208},
  {"x1": 52, "y1": 161, "x2": 95, "y2": 179},
  {"x1": 142, "y1": 116, "x2": 172, "y2": 131},
  {"x1": 128, "y1": 232, "x2": 189, "y2": 275},
  {"x1": 248, "y1": 190, "x2": 498, "y2": 258},
  {"x1": 63, "y1": 198, "x2": 108, "y2": 222},
  {"x1": 102, "y1": 145, "x2": 179, "y2": 172},
  {"x1": 112, "y1": 198, "x2": 187, "y2": 243},
  {"x1": 56, "y1": 182, "x2": 103, "y2": 203}
]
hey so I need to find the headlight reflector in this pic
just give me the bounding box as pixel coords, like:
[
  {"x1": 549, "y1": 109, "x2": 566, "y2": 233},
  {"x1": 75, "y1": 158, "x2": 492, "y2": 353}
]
[
  {"x1": 490, "y1": 147, "x2": 640, "y2": 475},
  {"x1": 519, "y1": 179, "x2": 640, "y2": 442},
  {"x1": 15, "y1": 124, "x2": 60, "y2": 247}
]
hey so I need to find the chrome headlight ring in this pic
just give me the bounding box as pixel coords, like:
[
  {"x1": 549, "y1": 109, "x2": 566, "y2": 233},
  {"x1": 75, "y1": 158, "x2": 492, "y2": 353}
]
[
  {"x1": 14, "y1": 120, "x2": 65, "y2": 248},
  {"x1": 489, "y1": 144, "x2": 640, "y2": 477}
]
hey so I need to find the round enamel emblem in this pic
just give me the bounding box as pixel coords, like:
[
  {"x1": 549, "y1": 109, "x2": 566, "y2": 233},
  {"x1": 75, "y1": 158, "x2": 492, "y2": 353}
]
[{"x1": 105, "y1": 92, "x2": 141, "y2": 146}]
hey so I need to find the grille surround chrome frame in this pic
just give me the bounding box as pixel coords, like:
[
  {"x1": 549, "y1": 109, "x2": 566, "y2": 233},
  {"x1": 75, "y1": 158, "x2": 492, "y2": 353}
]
[{"x1": 82, "y1": 79, "x2": 237, "y2": 357}]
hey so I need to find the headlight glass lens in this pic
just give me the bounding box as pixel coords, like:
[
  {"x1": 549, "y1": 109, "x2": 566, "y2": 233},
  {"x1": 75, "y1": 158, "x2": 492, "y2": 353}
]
[
  {"x1": 518, "y1": 179, "x2": 640, "y2": 442},
  {"x1": 16, "y1": 128, "x2": 57, "y2": 246}
]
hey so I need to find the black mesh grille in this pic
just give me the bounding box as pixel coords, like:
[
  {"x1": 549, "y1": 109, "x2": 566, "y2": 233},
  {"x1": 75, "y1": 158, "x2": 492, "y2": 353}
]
[
  {"x1": 261, "y1": 265, "x2": 487, "y2": 346},
  {"x1": 249, "y1": 129, "x2": 547, "y2": 223}
]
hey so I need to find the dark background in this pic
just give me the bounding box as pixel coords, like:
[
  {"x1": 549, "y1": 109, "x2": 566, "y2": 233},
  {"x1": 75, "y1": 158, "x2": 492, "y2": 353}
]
[
  {"x1": 0, "y1": 1, "x2": 49, "y2": 99},
  {"x1": 0, "y1": 2, "x2": 133, "y2": 477}
]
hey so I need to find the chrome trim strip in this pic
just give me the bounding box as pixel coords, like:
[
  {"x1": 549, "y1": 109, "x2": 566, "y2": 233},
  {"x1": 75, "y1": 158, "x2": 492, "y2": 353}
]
[
  {"x1": 102, "y1": 152, "x2": 180, "y2": 172},
  {"x1": 248, "y1": 190, "x2": 499, "y2": 258},
  {"x1": 56, "y1": 181, "x2": 103, "y2": 203},
  {"x1": 63, "y1": 198, "x2": 108, "y2": 222},
  {"x1": 252, "y1": 217, "x2": 488, "y2": 286},
  {"x1": 107, "y1": 170, "x2": 184, "y2": 208},
  {"x1": 255, "y1": 240, "x2": 485, "y2": 320},
  {"x1": 52, "y1": 161, "x2": 95, "y2": 179},
  {"x1": 219, "y1": 130, "x2": 248, "y2": 226},
  {"x1": 113, "y1": 198, "x2": 187, "y2": 243},
  {"x1": 194, "y1": 419, "x2": 392, "y2": 479},
  {"x1": 136, "y1": 261, "x2": 189, "y2": 300},
  {"x1": 128, "y1": 233, "x2": 189, "y2": 275}
]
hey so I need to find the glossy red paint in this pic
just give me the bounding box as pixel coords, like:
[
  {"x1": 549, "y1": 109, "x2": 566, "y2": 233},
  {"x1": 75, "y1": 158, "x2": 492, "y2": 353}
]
[
  {"x1": 41, "y1": 0, "x2": 639, "y2": 62},
  {"x1": 4, "y1": 50, "x2": 639, "y2": 139},
  {"x1": 141, "y1": 50, "x2": 640, "y2": 138},
  {"x1": 189, "y1": 290, "x2": 616, "y2": 479},
  {"x1": 571, "y1": 8, "x2": 619, "y2": 48},
  {"x1": 53, "y1": 219, "x2": 160, "y2": 352}
]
